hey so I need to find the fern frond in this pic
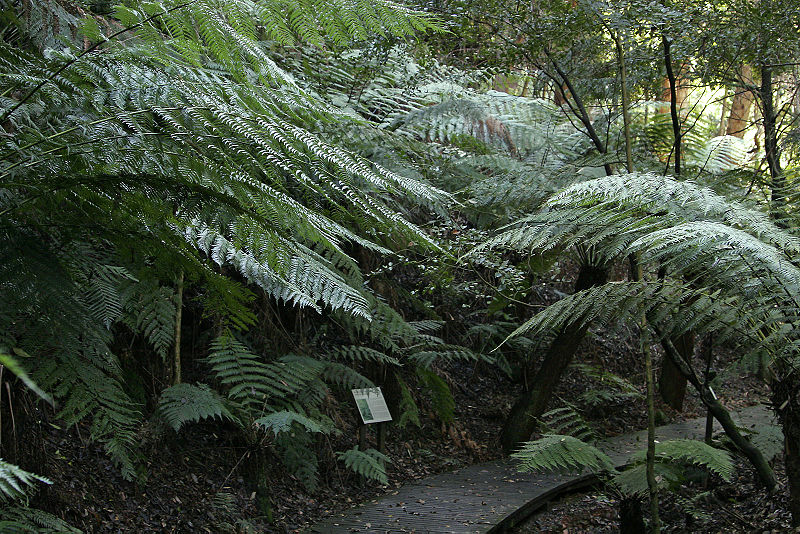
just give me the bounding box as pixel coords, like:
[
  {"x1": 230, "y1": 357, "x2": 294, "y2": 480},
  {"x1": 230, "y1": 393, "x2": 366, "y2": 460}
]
[
  {"x1": 629, "y1": 439, "x2": 735, "y2": 481},
  {"x1": 0, "y1": 460, "x2": 51, "y2": 503},
  {"x1": 395, "y1": 374, "x2": 421, "y2": 429},
  {"x1": 275, "y1": 430, "x2": 319, "y2": 491},
  {"x1": 539, "y1": 406, "x2": 595, "y2": 442},
  {"x1": 254, "y1": 410, "x2": 324, "y2": 436},
  {"x1": 337, "y1": 447, "x2": 390, "y2": 485},
  {"x1": 416, "y1": 366, "x2": 455, "y2": 424},
  {"x1": 0, "y1": 506, "x2": 81, "y2": 533},
  {"x1": 0, "y1": 351, "x2": 53, "y2": 405},
  {"x1": 611, "y1": 463, "x2": 685, "y2": 497},
  {"x1": 512, "y1": 435, "x2": 615, "y2": 475},
  {"x1": 158, "y1": 383, "x2": 238, "y2": 431}
]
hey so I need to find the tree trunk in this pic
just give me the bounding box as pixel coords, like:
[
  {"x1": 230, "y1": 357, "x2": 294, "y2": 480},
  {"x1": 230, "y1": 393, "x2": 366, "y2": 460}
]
[
  {"x1": 615, "y1": 33, "x2": 633, "y2": 174},
  {"x1": 658, "y1": 334, "x2": 777, "y2": 490},
  {"x1": 501, "y1": 263, "x2": 609, "y2": 453},
  {"x1": 658, "y1": 331, "x2": 692, "y2": 411},
  {"x1": 726, "y1": 65, "x2": 753, "y2": 138},
  {"x1": 717, "y1": 91, "x2": 730, "y2": 137},
  {"x1": 629, "y1": 256, "x2": 660, "y2": 533},
  {"x1": 172, "y1": 270, "x2": 184, "y2": 386},
  {"x1": 662, "y1": 36, "x2": 682, "y2": 176},
  {"x1": 760, "y1": 64, "x2": 786, "y2": 223},
  {"x1": 774, "y1": 373, "x2": 800, "y2": 526},
  {"x1": 619, "y1": 497, "x2": 646, "y2": 534}
]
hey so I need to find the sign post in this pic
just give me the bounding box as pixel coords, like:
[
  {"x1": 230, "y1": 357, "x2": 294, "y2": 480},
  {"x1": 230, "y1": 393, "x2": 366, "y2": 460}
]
[{"x1": 351, "y1": 387, "x2": 392, "y2": 453}]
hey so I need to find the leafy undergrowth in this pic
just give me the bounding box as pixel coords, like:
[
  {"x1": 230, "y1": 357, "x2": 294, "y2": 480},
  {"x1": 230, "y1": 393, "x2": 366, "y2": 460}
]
[
  {"x1": 26, "y1": 257, "x2": 774, "y2": 532},
  {"x1": 515, "y1": 456, "x2": 792, "y2": 533},
  {"x1": 30, "y1": 361, "x2": 511, "y2": 532}
]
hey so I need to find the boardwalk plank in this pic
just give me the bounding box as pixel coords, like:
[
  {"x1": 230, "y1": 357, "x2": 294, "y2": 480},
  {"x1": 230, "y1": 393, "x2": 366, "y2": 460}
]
[{"x1": 309, "y1": 405, "x2": 776, "y2": 533}]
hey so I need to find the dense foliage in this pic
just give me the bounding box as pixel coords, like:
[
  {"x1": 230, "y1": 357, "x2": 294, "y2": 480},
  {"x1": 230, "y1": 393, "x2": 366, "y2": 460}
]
[{"x1": 1, "y1": 0, "x2": 799, "y2": 531}]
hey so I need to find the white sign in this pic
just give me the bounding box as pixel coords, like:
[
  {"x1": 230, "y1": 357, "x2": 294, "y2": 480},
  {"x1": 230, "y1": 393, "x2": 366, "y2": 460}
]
[{"x1": 352, "y1": 387, "x2": 392, "y2": 424}]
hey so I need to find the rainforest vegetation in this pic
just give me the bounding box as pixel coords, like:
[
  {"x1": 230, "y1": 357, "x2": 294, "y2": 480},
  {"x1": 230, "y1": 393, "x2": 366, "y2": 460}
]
[{"x1": 1, "y1": 0, "x2": 799, "y2": 531}]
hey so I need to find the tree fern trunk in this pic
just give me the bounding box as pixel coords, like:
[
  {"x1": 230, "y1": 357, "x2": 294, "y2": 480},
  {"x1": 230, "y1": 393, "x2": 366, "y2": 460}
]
[
  {"x1": 774, "y1": 373, "x2": 800, "y2": 526},
  {"x1": 500, "y1": 263, "x2": 608, "y2": 453},
  {"x1": 619, "y1": 496, "x2": 646, "y2": 534},
  {"x1": 658, "y1": 331, "x2": 691, "y2": 411}
]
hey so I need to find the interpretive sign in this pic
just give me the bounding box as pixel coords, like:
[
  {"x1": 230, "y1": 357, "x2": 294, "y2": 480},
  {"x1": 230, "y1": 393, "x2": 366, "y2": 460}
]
[{"x1": 351, "y1": 387, "x2": 392, "y2": 424}]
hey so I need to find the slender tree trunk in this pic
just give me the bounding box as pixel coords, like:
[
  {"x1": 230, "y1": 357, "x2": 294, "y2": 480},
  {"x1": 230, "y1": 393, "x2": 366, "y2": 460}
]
[
  {"x1": 630, "y1": 257, "x2": 660, "y2": 533},
  {"x1": 717, "y1": 91, "x2": 730, "y2": 137},
  {"x1": 546, "y1": 51, "x2": 614, "y2": 176},
  {"x1": 618, "y1": 36, "x2": 659, "y2": 526},
  {"x1": 172, "y1": 270, "x2": 184, "y2": 386},
  {"x1": 702, "y1": 334, "x2": 715, "y2": 445},
  {"x1": 615, "y1": 33, "x2": 633, "y2": 174},
  {"x1": 500, "y1": 264, "x2": 609, "y2": 452},
  {"x1": 726, "y1": 65, "x2": 753, "y2": 138},
  {"x1": 658, "y1": 333, "x2": 777, "y2": 489},
  {"x1": 760, "y1": 65, "x2": 785, "y2": 223},
  {"x1": 663, "y1": 36, "x2": 682, "y2": 175}
]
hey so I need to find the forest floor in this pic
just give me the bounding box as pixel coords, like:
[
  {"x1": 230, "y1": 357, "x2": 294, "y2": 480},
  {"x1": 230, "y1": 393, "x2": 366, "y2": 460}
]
[
  {"x1": 31, "y1": 339, "x2": 785, "y2": 533},
  {"x1": 27, "y1": 262, "x2": 787, "y2": 532}
]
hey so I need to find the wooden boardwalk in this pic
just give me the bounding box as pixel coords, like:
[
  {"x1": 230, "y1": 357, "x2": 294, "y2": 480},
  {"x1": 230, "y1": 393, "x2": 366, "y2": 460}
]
[{"x1": 308, "y1": 404, "x2": 776, "y2": 533}]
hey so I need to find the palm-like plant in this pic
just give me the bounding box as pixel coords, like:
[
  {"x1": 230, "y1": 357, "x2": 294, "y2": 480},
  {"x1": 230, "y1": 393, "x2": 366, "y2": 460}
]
[{"x1": 485, "y1": 171, "x2": 799, "y2": 515}]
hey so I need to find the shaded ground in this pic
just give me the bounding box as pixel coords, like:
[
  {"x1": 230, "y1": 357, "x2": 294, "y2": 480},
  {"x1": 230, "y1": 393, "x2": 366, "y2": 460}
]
[
  {"x1": 516, "y1": 457, "x2": 791, "y2": 533},
  {"x1": 27, "y1": 258, "x2": 781, "y2": 532}
]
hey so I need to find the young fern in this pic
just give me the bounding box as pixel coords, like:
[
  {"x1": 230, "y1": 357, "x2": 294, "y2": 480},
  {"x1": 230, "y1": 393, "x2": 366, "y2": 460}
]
[{"x1": 337, "y1": 448, "x2": 390, "y2": 485}]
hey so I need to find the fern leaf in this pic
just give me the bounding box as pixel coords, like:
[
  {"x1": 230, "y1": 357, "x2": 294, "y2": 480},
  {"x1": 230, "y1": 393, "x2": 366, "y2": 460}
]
[
  {"x1": 0, "y1": 351, "x2": 53, "y2": 405},
  {"x1": 629, "y1": 439, "x2": 735, "y2": 481},
  {"x1": 254, "y1": 411, "x2": 323, "y2": 436},
  {"x1": 0, "y1": 506, "x2": 81, "y2": 533},
  {"x1": 158, "y1": 383, "x2": 238, "y2": 431},
  {"x1": 416, "y1": 366, "x2": 455, "y2": 424},
  {"x1": 337, "y1": 447, "x2": 390, "y2": 485},
  {"x1": 395, "y1": 374, "x2": 421, "y2": 429},
  {"x1": 512, "y1": 434, "x2": 615, "y2": 475},
  {"x1": 0, "y1": 460, "x2": 51, "y2": 503}
]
